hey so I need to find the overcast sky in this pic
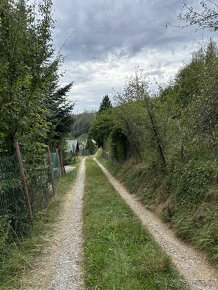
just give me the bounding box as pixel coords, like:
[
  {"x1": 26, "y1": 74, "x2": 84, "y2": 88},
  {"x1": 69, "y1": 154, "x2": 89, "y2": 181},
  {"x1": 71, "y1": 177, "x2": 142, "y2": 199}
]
[{"x1": 51, "y1": 0, "x2": 216, "y2": 113}]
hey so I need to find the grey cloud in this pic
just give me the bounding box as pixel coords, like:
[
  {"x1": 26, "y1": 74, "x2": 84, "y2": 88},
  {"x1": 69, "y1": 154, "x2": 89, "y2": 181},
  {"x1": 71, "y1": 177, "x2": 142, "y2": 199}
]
[
  {"x1": 53, "y1": 0, "x2": 200, "y2": 61},
  {"x1": 51, "y1": 0, "x2": 217, "y2": 112}
]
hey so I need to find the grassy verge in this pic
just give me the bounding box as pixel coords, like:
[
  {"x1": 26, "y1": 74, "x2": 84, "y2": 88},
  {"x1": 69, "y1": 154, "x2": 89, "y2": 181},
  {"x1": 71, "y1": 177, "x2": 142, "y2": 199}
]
[
  {"x1": 0, "y1": 162, "x2": 79, "y2": 290},
  {"x1": 98, "y1": 154, "x2": 120, "y2": 175},
  {"x1": 98, "y1": 154, "x2": 218, "y2": 266},
  {"x1": 83, "y1": 158, "x2": 189, "y2": 290}
]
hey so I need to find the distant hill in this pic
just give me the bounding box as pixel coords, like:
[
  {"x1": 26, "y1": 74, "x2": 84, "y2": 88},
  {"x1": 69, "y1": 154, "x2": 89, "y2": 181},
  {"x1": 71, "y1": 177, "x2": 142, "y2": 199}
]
[{"x1": 72, "y1": 111, "x2": 96, "y2": 138}]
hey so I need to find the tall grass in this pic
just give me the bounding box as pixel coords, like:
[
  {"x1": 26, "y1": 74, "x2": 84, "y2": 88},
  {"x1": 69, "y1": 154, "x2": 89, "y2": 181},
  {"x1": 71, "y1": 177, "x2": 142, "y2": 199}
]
[{"x1": 98, "y1": 154, "x2": 218, "y2": 266}]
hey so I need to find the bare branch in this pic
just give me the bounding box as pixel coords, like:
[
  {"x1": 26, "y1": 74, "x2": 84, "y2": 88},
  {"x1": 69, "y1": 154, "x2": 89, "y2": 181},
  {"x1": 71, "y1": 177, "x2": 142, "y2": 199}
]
[{"x1": 179, "y1": 0, "x2": 218, "y2": 31}]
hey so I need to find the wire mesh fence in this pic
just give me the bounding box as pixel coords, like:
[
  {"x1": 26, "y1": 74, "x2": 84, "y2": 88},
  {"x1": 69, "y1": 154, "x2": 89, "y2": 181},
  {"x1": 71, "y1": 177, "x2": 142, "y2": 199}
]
[
  {"x1": 0, "y1": 154, "x2": 27, "y2": 236},
  {"x1": 27, "y1": 160, "x2": 52, "y2": 211},
  {"x1": 0, "y1": 146, "x2": 63, "y2": 237}
]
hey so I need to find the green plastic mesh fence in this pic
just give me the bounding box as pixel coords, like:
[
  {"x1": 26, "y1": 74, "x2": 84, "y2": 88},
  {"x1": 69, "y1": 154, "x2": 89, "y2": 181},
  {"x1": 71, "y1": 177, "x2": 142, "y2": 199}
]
[{"x1": 51, "y1": 152, "x2": 61, "y2": 182}]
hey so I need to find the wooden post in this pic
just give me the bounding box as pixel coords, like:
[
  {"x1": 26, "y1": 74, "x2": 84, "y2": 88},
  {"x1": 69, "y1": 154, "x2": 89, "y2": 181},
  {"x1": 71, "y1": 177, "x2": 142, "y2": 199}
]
[
  {"x1": 56, "y1": 148, "x2": 63, "y2": 177},
  {"x1": 15, "y1": 141, "x2": 33, "y2": 221},
  {"x1": 47, "y1": 146, "x2": 56, "y2": 196},
  {"x1": 60, "y1": 150, "x2": 66, "y2": 175}
]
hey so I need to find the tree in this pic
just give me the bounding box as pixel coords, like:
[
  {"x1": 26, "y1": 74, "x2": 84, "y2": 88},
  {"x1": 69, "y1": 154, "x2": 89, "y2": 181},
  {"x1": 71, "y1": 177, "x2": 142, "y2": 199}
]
[
  {"x1": 0, "y1": 0, "x2": 73, "y2": 155},
  {"x1": 85, "y1": 139, "x2": 96, "y2": 155},
  {"x1": 112, "y1": 103, "x2": 145, "y2": 162},
  {"x1": 173, "y1": 48, "x2": 205, "y2": 110},
  {"x1": 88, "y1": 110, "x2": 114, "y2": 148},
  {"x1": 98, "y1": 95, "x2": 112, "y2": 114},
  {"x1": 0, "y1": 0, "x2": 54, "y2": 153},
  {"x1": 183, "y1": 41, "x2": 218, "y2": 145},
  {"x1": 47, "y1": 83, "x2": 74, "y2": 149},
  {"x1": 114, "y1": 72, "x2": 166, "y2": 168},
  {"x1": 159, "y1": 40, "x2": 218, "y2": 160},
  {"x1": 179, "y1": 0, "x2": 218, "y2": 31}
]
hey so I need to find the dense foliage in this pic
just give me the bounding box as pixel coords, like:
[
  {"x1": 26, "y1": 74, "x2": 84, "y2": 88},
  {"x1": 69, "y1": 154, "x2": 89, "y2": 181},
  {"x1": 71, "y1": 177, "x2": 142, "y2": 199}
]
[
  {"x1": 85, "y1": 139, "x2": 97, "y2": 155},
  {"x1": 0, "y1": 0, "x2": 74, "y2": 243},
  {"x1": 0, "y1": 0, "x2": 73, "y2": 155},
  {"x1": 90, "y1": 41, "x2": 218, "y2": 264}
]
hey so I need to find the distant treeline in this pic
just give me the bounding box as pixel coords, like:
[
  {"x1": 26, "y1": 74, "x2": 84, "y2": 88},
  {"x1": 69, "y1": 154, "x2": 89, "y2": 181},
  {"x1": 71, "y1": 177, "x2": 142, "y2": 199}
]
[{"x1": 72, "y1": 112, "x2": 96, "y2": 138}]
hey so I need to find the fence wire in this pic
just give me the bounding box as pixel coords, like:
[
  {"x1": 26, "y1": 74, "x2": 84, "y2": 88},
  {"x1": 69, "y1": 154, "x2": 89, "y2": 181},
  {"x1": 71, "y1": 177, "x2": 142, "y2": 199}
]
[
  {"x1": 0, "y1": 155, "x2": 27, "y2": 236},
  {"x1": 0, "y1": 150, "x2": 62, "y2": 237},
  {"x1": 27, "y1": 159, "x2": 52, "y2": 211}
]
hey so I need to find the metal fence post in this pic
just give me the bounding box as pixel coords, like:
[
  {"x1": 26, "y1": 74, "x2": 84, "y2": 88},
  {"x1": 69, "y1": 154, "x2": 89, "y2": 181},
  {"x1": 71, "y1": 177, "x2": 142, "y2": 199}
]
[
  {"x1": 48, "y1": 146, "x2": 56, "y2": 196},
  {"x1": 15, "y1": 141, "x2": 33, "y2": 221}
]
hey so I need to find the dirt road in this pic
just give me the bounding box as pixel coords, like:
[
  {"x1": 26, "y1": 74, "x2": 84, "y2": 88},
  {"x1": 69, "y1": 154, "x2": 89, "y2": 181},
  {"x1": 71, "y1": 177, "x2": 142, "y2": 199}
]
[
  {"x1": 51, "y1": 159, "x2": 85, "y2": 290},
  {"x1": 20, "y1": 157, "x2": 218, "y2": 290},
  {"x1": 21, "y1": 159, "x2": 85, "y2": 290},
  {"x1": 95, "y1": 158, "x2": 218, "y2": 290}
]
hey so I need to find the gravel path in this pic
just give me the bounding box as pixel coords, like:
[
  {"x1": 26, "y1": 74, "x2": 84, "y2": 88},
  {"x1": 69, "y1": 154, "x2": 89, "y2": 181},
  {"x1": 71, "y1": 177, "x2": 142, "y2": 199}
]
[
  {"x1": 51, "y1": 159, "x2": 85, "y2": 290},
  {"x1": 21, "y1": 159, "x2": 85, "y2": 290},
  {"x1": 95, "y1": 158, "x2": 218, "y2": 290}
]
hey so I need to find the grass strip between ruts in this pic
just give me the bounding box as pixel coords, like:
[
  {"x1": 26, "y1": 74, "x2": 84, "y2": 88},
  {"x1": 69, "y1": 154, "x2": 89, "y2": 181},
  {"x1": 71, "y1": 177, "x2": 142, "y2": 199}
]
[{"x1": 83, "y1": 158, "x2": 189, "y2": 290}]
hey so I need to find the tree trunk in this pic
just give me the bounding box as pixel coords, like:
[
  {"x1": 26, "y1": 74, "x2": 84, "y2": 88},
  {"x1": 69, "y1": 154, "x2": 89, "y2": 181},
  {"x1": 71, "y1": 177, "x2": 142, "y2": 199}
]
[{"x1": 145, "y1": 98, "x2": 166, "y2": 169}]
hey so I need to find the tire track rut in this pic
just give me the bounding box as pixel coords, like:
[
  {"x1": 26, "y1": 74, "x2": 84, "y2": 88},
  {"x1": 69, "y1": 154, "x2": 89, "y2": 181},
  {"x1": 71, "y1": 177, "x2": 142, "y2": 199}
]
[
  {"x1": 21, "y1": 159, "x2": 85, "y2": 290},
  {"x1": 95, "y1": 158, "x2": 218, "y2": 290}
]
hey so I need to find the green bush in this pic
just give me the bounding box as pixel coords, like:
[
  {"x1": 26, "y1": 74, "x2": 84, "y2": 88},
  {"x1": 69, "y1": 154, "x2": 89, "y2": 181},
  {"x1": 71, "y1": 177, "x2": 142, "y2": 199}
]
[
  {"x1": 63, "y1": 152, "x2": 74, "y2": 165},
  {"x1": 109, "y1": 128, "x2": 129, "y2": 161},
  {"x1": 86, "y1": 139, "x2": 96, "y2": 155}
]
